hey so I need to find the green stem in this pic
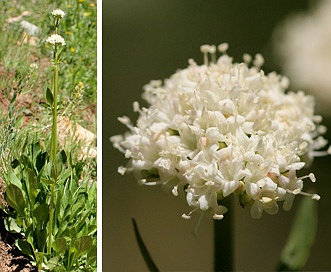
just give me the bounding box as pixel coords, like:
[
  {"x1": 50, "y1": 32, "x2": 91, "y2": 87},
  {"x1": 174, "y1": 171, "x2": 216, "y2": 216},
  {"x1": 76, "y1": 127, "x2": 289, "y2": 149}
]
[
  {"x1": 48, "y1": 44, "x2": 59, "y2": 255},
  {"x1": 214, "y1": 197, "x2": 233, "y2": 271},
  {"x1": 50, "y1": 48, "x2": 59, "y2": 163},
  {"x1": 48, "y1": 183, "x2": 55, "y2": 255}
]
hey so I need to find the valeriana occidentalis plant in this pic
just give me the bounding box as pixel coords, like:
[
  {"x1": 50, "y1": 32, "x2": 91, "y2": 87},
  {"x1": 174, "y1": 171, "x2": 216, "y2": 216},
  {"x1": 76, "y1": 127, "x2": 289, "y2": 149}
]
[
  {"x1": 45, "y1": 9, "x2": 66, "y2": 257},
  {"x1": 2, "y1": 8, "x2": 97, "y2": 271}
]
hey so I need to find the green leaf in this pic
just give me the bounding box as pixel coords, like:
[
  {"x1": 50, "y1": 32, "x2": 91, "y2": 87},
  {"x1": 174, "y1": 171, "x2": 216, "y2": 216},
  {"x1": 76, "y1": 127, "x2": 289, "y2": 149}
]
[
  {"x1": 132, "y1": 218, "x2": 159, "y2": 272},
  {"x1": 35, "y1": 151, "x2": 47, "y2": 172},
  {"x1": 52, "y1": 237, "x2": 67, "y2": 254},
  {"x1": 36, "y1": 228, "x2": 47, "y2": 252},
  {"x1": 27, "y1": 168, "x2": 38, "y2": 204},
  {"x1": 46, "y1": 87, "x2": 54, "y2": 105},
  {"x1": 45, "y1": 256, "x2": 60, "y2": 270},
  {"x1": 277, "y1": 197, "x2": 318, "y2": 271},
  {"x1": 33, "y1": 203, "x2": 49, "y2": 224},
  {"x1": 4, "y1": 217, "x2": 22, "y2": 233},
  {"x1": 5, "y1": 168, "x2": 21, "y2": 188},
  {"x1": 70, "y1": 194, "x2": 87, "y2": 220},
  {"x1": 40, "y1": 177, "x2": 55, "y2": 185},
  {"x1": 16, "y1": 239, "x2": 33, "y2": 257},
  {"x1": 74, "y1": 236, "x2": 93, "y2": 259},
  {"x1": 34, "y1": 252, "x2": 44, "y2": 269},
  {"x1": 5, "y1": 184, "x2": 26, "y2": 216},
  {"x1": 57, "y1": 149, "x2": 67, "y2": 164},
  {"x1": 87, "y1": 244, "x2": 97, "y2": 266}
]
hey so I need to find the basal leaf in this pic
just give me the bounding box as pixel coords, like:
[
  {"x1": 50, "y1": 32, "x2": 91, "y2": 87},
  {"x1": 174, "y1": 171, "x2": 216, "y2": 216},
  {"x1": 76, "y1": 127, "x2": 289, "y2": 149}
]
[
  {"x1": 52, "y1": 237, "x2": 67, "y2": 254},
  {"x1": 5, "y1": 184, "x2": 26, "y2": 216},
  {"x1": 36, "y1": 228, "x2": 47, "y2": 252},
  {"x1": 33, "y1": 203, "x2": 49, "y2": 224},
  {"x1": 45, "y1": 256, "x2": 60, "y2": 271},
  {"x1": 74, "y1": 236, "x2": 93, "y2": 259},
  {"x1": 16, "y1": 239, "x2": 33, "y2": 257},
  {"x1": 4, "y1": 217, "x2": 22, "y2": 233}
]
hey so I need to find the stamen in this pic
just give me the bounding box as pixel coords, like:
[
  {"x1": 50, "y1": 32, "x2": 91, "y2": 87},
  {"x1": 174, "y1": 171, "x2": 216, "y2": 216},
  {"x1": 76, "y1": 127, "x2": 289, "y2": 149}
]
[
  {"x1": 286, "y1": 188, "x2": 320, "y2": 200},
  {"x1": 200, "y1": 44, "x2": 217, "y2": 65},
  {"x1": 138, "y1": 179, "x2": 146, "y2": 185},
  {"x1": 312, "y1": 146, "x2": 331, "y2": 157},
  {"x1": 182, "y1": 214, "x2": 191, "y2": 219},
  {"x1": 261, "y1": 197, "x2": 273, "y2": 204},
  {"x1": 133, "y1": 101, "x2": 140, "y2": 112},
  {"x1": 144, "y1": 180, "x2": 164, "y2": 186},
  {"x1": 218, "y1": 43, "x2": 229, "y2": 54},
  {"x1": 253, "y1": 53, "x2": 264, "y2": 68},
  {"x1": 182, "y1": 207, "x2": 199, "y2": 220},
  {"x1": 172, "y1": 185, "x2": 179, "y2": 196},
  {"x1": 118, "y1": 166, "x2": 127, "y2": 175},
  {"x1": 213, "y1": 214, "x2": 224, "y2": 220},
  {"x1": 200, "y1": 45, "x2": 210, "y2": 65},
  {"x1": 243, "y1": 53, "x2": 252, "y2": 64},
  {"x1": 297, "y1": 173, "x2": 316, "y2": 182},
  {"x1": 209, "y1": 45, "x2": 217, "y2": 63}
]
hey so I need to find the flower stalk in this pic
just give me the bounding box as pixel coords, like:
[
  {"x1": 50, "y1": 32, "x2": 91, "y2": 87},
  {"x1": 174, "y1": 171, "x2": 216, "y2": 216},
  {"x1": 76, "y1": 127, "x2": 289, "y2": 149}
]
[
  {"x1": 46, "y1": 8, "x2": 65, "y2": 255},
  {"x1": 50, "y1": 46, "x2": 59, "y2": 163},
  {"x1": 214, "y1": 197, "x2": 233, "y2": 271}
]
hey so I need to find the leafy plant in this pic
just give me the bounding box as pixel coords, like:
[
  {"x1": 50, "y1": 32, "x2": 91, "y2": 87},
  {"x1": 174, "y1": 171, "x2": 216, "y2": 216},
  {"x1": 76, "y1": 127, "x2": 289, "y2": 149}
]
[{"x1": 0, "y1": 5, "x2": 97, "y2": 271}]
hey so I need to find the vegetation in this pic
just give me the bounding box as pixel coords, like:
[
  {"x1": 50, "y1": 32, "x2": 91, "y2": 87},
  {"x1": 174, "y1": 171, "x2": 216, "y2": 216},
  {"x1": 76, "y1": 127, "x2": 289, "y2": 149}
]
[{"x1": 0, "y1": 1, "x2": 97, "y2": 271}]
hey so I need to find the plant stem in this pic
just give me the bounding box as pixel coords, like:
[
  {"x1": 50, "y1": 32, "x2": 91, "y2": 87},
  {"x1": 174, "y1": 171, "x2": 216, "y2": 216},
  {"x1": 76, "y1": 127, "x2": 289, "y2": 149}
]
[
  {"x1": 49, "y1": 44, "x2": 59, "y2": 255},
  {"x1": 214, "y1": 197, "x2": 233, "y2": 271},
  {"x1": 48, "y1": 183, "x2": 55, "y2": 254},
  {"x1": 50, "y1": 48, "x2": 59, "y2": 163}
]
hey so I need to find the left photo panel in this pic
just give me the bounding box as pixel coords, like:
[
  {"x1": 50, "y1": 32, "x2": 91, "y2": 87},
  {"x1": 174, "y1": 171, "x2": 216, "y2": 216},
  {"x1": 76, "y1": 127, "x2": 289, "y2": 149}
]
[{"x1": 0, "y1": 1, "x2": 97, "y2": 271}]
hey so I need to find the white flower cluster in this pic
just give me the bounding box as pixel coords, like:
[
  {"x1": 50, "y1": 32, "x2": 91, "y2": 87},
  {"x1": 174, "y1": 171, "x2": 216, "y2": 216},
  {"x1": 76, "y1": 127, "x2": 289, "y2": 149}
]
[
  {"x1": 274, "y1": 0, "x2": 331, "y2": 114},
  {"x1": 112, "y1": 44, "x2": 329, "y2": 219},
  {"x1": 51, "y1": 8, "x2": 65, "y2": 19},
  {"x1": 46, "y1": 34, "x2": 66, "y2": 46}
]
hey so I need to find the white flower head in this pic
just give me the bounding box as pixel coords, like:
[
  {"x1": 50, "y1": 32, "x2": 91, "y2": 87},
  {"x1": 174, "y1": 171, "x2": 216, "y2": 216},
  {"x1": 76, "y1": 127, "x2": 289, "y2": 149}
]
[
  {"x1": 112, "y1": 44, "x2": 329, "y2": 220},
  {"x1": 46, "y1": 34, "x2": 66, "y2": 46},
  {"x1": 274, "y1": 0, "x2": 331, "y2": 114},
  {"x1": 51, "y1": 8, "x2": 65, "y2": 19}
]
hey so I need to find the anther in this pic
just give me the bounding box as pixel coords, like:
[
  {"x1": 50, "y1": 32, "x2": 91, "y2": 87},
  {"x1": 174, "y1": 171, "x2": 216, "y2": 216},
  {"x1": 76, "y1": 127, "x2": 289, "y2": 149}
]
[{"x1": 218, "y1": 43, "x2": 229, "y2": 54}]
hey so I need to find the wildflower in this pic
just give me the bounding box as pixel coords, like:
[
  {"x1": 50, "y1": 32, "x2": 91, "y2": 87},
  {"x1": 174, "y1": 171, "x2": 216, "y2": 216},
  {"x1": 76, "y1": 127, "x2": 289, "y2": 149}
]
[
  {"x1": 112, "y1": 44, "x2": 329, "y2": 220},
  {"x1": 51, "y1": 8, "x2": 65, "y2": 19},
  {"x1": 274, "y1": 0, "x2": 331, "y2": 114},
  {"x1": 70, "y1": 47, "x2": 75, "y2": 53},
  {"x1": 29, "y1": 63, "x2": 38, "y2": 70},
  {"x1": 46, "y1": 34, "x2": 66, "y2": 46}
]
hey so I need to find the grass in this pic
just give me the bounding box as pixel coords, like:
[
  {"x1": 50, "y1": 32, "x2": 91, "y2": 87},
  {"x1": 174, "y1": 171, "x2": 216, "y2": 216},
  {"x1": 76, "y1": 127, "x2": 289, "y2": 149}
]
[{"x1": 0, "y1": 1, "x2": 97, "y2": 271}]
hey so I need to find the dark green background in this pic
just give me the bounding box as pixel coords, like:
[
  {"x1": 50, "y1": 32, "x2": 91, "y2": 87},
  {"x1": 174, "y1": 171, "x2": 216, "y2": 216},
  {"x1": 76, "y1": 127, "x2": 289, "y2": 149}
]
[{"x1": 103, "y1": 1, "x2": 331, "y2": 270}]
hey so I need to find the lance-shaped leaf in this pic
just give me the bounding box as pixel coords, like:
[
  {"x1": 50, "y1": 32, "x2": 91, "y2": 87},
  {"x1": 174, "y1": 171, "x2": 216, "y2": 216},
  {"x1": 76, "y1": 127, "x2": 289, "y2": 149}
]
[
  {"x1": 277, "y1": 197, "x2": 318, "y2": 271},
  {"x1": 46, "y1": 87, "x2": 54, "y2": 106},
  {"x1": 5, "y1": 184, "x2": 26, "y2": 216},
  {"x1": 132, "y1": 218, "x2": 159, "y2": 272}
]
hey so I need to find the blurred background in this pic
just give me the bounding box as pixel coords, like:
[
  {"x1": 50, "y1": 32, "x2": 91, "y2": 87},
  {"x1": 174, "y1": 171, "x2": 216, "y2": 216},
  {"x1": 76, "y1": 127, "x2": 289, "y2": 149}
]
[{"x1": 103, "y1": 1, "x2": 331, "y2": 270}]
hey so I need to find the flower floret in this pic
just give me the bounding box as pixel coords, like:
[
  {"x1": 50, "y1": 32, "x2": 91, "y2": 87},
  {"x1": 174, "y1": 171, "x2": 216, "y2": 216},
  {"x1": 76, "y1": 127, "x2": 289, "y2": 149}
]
[
  {"x1": 46, "y1": 34, "x2": 66, "y2": 46},
  {"x1": 51, "y1": 8, "x2": 65, "y2": 19}
]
